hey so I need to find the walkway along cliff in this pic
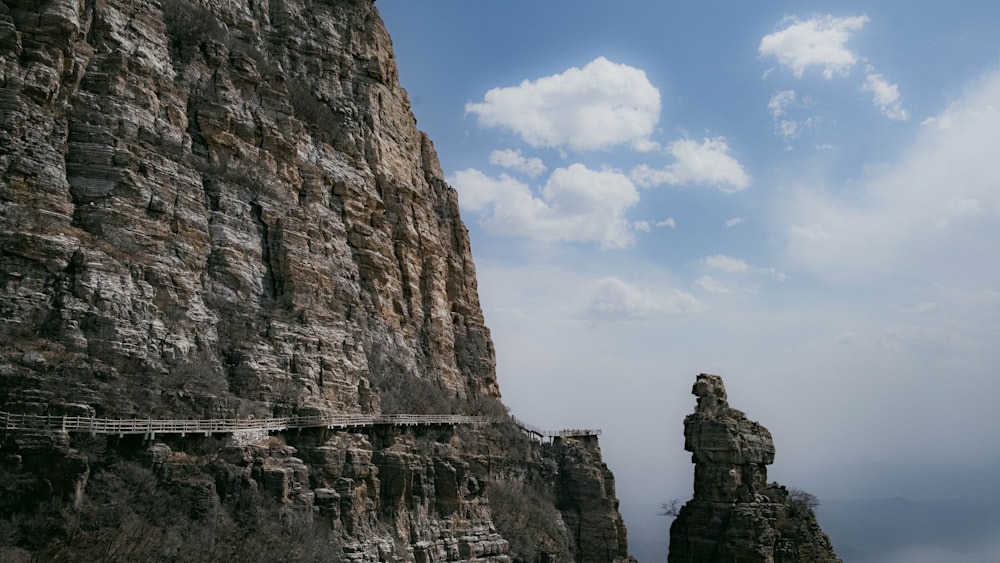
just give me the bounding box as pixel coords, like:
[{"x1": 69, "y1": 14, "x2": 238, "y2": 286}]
[
  {"x1": 668, "y1": 374, "x2": 841, "y2": 563},
  {"x1": 0, "y1": 0, "x2": 633, "y2": 560}
]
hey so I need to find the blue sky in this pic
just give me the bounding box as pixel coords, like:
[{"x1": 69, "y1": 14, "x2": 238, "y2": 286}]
[{"x1": 378, "y1": 1, "x2": 1000, "y2": 557}]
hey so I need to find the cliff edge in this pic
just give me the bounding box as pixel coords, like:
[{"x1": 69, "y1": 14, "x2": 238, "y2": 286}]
[
  {"x1": 0, "y1": 0, "x2": 633, "y2": 560},
  {"x1": 668, "y1": 374, "x2": 841, "y2": 563}
]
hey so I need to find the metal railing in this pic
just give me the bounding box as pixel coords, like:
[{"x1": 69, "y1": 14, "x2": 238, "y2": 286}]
[
  {"x1": 0, "y1": 411, "x2": 599, "y2": 439},
  {"x1": 508, "y1": 415, "x2": 601, "y2": 439}
]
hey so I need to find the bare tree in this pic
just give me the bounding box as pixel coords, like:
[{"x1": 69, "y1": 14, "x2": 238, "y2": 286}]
[
  {"x1": 787, "y1": 487, "x2": 820, "y2": 516},
  {"x1": 660, "y1": 498, "x2": 683, "y2": 518}
]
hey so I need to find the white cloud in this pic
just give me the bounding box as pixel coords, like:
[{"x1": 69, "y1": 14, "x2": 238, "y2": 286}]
[
  {"x1": 488, "y1": 149, "x2": 547, "y2": 177},
  {"x1": 694, "y1": 275, "x2": 735, "y2": 295},
  {"x1": 760, "y1": 267, "x2": 787, "y2": 282},
  {"x1": 767, "y1": 90, "x2": 817, "y2": 144},
  {"x1": 768, "y1": 90, "x2": 805, "y2": 143},
  {"x1": 759, "y1": 15, "x2": 869, "y2": 78},
  {"x1": 703, "y1": 254, "x2": 752, "y2": 273},
  {"x1": 937, "y1": 197, "x2": 982, "y2": 227},
  {"x1": 777, "y1": 121, "x2": 799, "y2": 144},
  {"x1": 632, "y1": 138, "x2": 662, "y2": 152},
  {"x1": 863, "y1": 69, "x2": 909, "y2": 121},
  {"x1": 466, "y1": 57, "x2": 661, "y2": 151},
  {"x1": 633, "y1": 220, "x2": 652, "y2": 233},
  {"x1": 451, "y1": 169, "x2": 530, "y2": 212},
  {"x1": 586, "y1": 277, "x2": 700, "y2": 320},
  {"x1": 631, "y1": 137, "x2": 751, "y2": 192},
  {"x1": 782, "y1": 67, "x2": 1000, "y2": 281},
  {"x1": 702, "y1": 254, "x2": 786, "y2": 281},
  {"x1": 787, "y1": 223, "x2": 831, "y2": 242},
  {"x1": 725, "y1": 216, "x2": 747, "y2": 228},
  {"x1": 657, "y1": 217, "x2": 677, "y2": 229},
  {"x1": 768, "y1": 89, "x2": 797, "y2": 118},
  {"x1": 449, "y1": 164, "x2": 641, "y2": 248}
]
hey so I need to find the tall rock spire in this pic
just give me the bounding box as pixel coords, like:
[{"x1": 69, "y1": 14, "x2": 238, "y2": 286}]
[{"x1": 669, "y1": 374, "x2": 841, "y2": 562}]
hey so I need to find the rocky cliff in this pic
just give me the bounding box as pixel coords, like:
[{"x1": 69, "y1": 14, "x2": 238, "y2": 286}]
[
  {"x1": 668, "y1": 374, "x2": 841, "y2": 563},
  {"x1": 0, "y1": 0, "x2": 496, "y2": 418},
  {"x1": 0, "y1": 0, "x2": 633, "y2": 560}
]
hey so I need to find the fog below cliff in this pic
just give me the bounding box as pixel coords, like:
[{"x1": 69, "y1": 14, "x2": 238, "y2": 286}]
[
  {"x1": 623, "y1": 461, "x2": 1000, "y2": 562},
  {"x1": 479, "y1": 305, "x2": 1000, "y2": 562},
  {"x1": 861, "y1": 544, "x2": 1000, "y2": 563},
  {"x1": 807, "y1": 463, "x2": 1000, "y2": 563},
  {"x1": 817, "y1": 497, "x2": 1000, "y2": 563}
]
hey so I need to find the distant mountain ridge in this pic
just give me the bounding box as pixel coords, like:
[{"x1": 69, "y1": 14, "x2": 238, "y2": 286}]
[
  {"x1": 802, "y1": 461, "x2": 1000, "y2": 502},
  {"x1": 801, "y1": 461, "x2": 1000, "y2": 562},
  {"x1": 818, "y1": 497, "x2": 1000, "y2": 563}
]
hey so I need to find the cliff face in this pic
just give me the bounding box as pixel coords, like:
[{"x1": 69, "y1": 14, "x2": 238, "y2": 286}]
[
  {"x1": 1, "y1": 0, "x2": 495, "y2": 418},
  {"x1": 668, "y1": 374, "x2": 841, "y2": 563},
  {"x1": 0, "y1": 0, "x2": 632, "y2": 561}
]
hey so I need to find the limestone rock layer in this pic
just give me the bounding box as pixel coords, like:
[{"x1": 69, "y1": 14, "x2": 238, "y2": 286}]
[
  {"x1": 0, "y1": 1, "x2": 635, "y2": 561},
  {"x1": 668, "y1": 374, "x2": 841, "y2": 563},
  {"x1": 0, "y1": 0, "x2": 496, "y2": 418}
]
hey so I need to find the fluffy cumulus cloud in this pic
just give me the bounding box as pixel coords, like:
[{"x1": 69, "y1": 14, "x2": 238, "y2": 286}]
[
  {"x1": 631, "y1": 137, "x2": 751, "y2": 192},
  {"x1": 450, "y1": 169, "x2": 529, "y2": 213},
  {"x1": 585, "y1": 277, "x2": 700, "y2": 321},
  {"x1": 465, "y1": 57, "x2": 661, "y2": 151},
  {"x1": 759, "y1": 15, "x2": 869, "y2": 78},
  {"x1": 450, "y1": 164, "x2": 640, "y2": 248},
  {"x1": 783, "y1": 67, "x2": 1000, "y2": 281},
  {"x1": 657, "y1": 217, "x2": 677, "y2": 229},
  {"x1": 761, "y1": 16, "x2": 908, "y2": 123},
  {"x1": 488, "y1": 149, "x2": 547, "y2": 177},
  {"x1": 863, "y1": 68, "x2": 909, "y2": 121}
]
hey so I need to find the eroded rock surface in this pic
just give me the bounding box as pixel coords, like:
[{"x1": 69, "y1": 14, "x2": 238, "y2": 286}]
[
  {"x1": 0, "y1": 0, "x2": 496, "y2": 419},
  {"x1": 557, "y1": 435, "x2": 633, "y2": 563},
  {"x1": 0, "y1": 0, "x2": 633, "y2": 560},
  {"x1": 668, "y1": 374, "x2": 841, "y2": 563}
]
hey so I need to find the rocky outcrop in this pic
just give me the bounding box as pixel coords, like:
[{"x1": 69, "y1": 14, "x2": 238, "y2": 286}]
[
  {"x1": 0, "y1": 0, "x2": 633, "y2": 560},
  {"x1": 668, "y1": 374, "x2": 841, "y2": 563},
  {"x1": 556, "y1": 435, "x2": 633, "y2": 563},
  {"x1": 1, "y1": 419, "x2": 635, "y2": 562}
]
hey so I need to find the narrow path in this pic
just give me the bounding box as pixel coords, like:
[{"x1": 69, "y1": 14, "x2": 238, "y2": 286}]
[{"x1": 0, "y1": 411, "x2": 600, "y2": 440}]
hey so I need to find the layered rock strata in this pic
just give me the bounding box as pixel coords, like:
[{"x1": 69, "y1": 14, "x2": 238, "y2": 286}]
[
  {"x1": 0, "y1": 0, "x2": 634, "y2": 560},
  {"x1": 0, "y1": 0, "x2": 496, "y2": 418},
  {"x1": 2, "y1": 422, "x2": 633, "y2": 562},
  {"x1": 556, "y1": 435, "x2": 633, "y2": 563},
  {"x1": 668, "y1": 374, "x2": 841, "y2": 563}
]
